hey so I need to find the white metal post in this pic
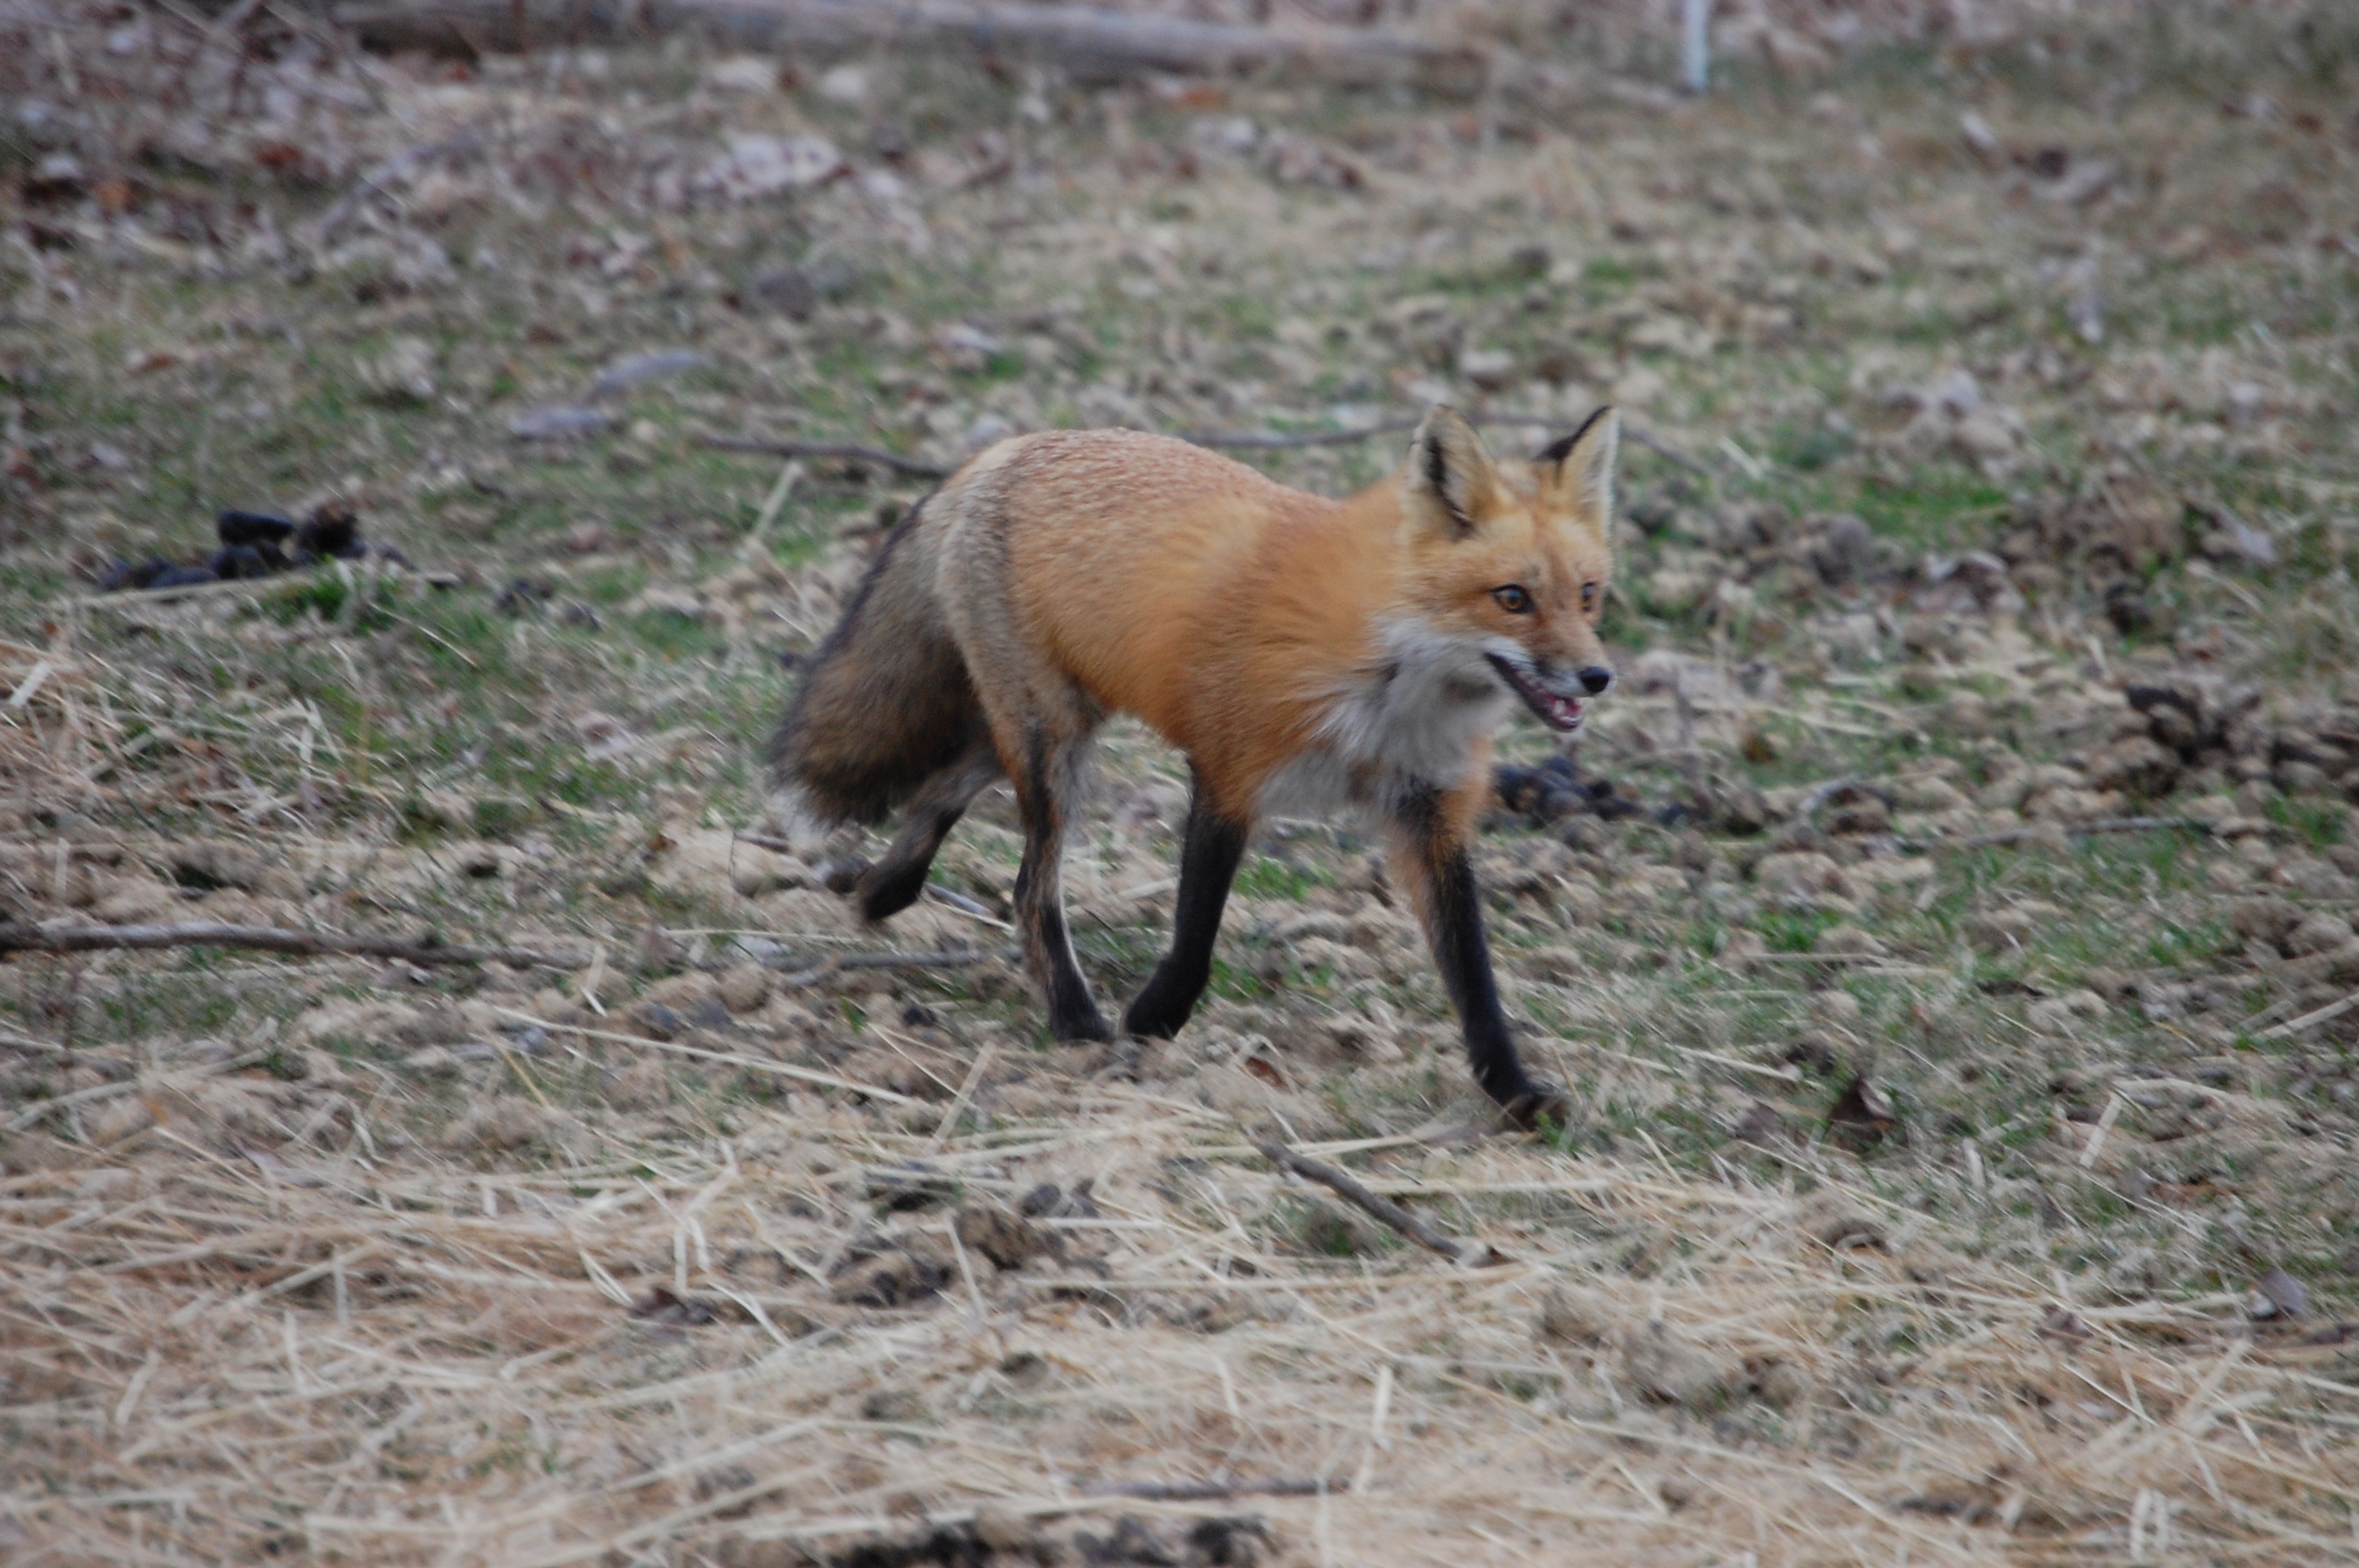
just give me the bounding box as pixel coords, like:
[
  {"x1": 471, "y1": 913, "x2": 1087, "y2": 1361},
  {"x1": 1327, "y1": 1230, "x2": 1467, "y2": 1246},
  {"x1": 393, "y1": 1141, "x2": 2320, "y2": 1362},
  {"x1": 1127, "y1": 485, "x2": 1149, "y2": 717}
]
[{"x1": 1682, "y1": 0, "x2": 1712, "y2": 93}]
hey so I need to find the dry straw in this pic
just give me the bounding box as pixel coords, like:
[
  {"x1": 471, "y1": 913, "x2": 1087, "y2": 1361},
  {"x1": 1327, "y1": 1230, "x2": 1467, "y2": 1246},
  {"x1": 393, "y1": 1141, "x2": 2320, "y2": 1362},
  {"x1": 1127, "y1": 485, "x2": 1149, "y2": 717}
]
[{"x1": 5, "y1": 1059, "x2": 2356, "y2": 1565}]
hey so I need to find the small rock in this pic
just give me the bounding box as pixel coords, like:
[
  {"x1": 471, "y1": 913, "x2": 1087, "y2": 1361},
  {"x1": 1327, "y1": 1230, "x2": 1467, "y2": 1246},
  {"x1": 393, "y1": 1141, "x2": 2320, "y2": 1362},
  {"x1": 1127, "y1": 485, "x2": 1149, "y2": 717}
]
[
  {"x1": 743, "y1": 264, "x2": 818, "y2": 320},
  {"x1": 816, "y1": 64, "x2": 870, "y2": 104},
  {"x1": 2284, "y1": 913, "x2": 2354, "y2": 959},
  {"x1": 1536, "y1": 1285, "x2": 1623, "y2": 1346},
  {"x1": 701, "y1": 56, "x2": 779, "y2": 93},
  {"x1": 2254, "y1": 1267, "x2": 2307, "y2": 1319},
  {"x1": 831, "y1": 1238, "x2": 954, "y2": 1308},
  {"x1": 1751, "y1": 1359, "x2": 1815, "y2": 1409},
  {"x1": 2230, "y1": 896, "x2": 2304, "y2": 943},
  {"x1": 1457, "y1": 345, "x2": 1518, "y2": 390},
  {"x1": 86, "y1": 1095, "x2": 156, "y2": 1146},
  {"x1": 1618, "y1": 1320, "x2": 1734, "y2": 1410},
  {"x1": 1811, "y1": 991, "x2": 1863, "y2": 1027},
  {"x1": 510, "y1": 406, "x2": 612, "y2": 441},
  {"x1": 1806, "y1": 512, "x2": 1876, "y2": 587},
  {"x1": 1816, "y1": 925, "x2": 1886, "y2": 959},
  {"x1": 1019, "y1": 1181, "x2": 1100, "y2": 1220},
  {"x1": 717, "y1": 965, "x2": 774, "y2": 1013},
  {"x1": 1729, "y1": 1099, "x2": 1784, "y2": 1144},
  {"x1": 169, "y1": 842, "x2": 273, "y2": 892},
  {"x1": 603, "y1": 1059, "x2": 670, "y2": 1109},
  {"x1": 952, "y1": 1201, "x2": 1041, "y2": 1271},
  {"x1": 1754, "y1": 850, "x2": 1846, "y2": 897},
  {"x1": 399, "y1": 1046, "x2": 462, "y2": 1078},
  {"x1": 1796, "y1": 1191, "x2": 1886, "y2": 1250},
  {"x1": 2026, "y1": 990, "x2": 2108, "y2": 1033},
  {"x1": 443, "y1": 1095, "x2": 551, "y2": 1152},
  {"x1": 971, "y1": 1505, "x2": 1035, "y2": 1552},
  {"x1": 591, "y1": 349, "x2": 708, "y2": 398},
  {"x1": 860, "y1": 1388, "x2": 929, "y2": 1424},
  {"x1": 1827, "y1": 1076, "x2": 1899, "y2": 1152},
  {"x1": 707, "y1": 134, "x2": 845, "y2": 200},
  {"x1": 2084, "y1": 736, "x2": 2181, "y2": 796}
]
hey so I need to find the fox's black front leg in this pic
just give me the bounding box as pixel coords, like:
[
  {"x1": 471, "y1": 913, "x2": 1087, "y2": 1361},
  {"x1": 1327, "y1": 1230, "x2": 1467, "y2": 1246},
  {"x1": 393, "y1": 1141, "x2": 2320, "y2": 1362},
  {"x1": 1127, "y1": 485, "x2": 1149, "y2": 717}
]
[
  {"x1": 1390, "y1": 784, "x2": 1556, "y2": 1123},
  {"x1": 1124, "y1": 775, "x2": 1249, "y2": 1039}
]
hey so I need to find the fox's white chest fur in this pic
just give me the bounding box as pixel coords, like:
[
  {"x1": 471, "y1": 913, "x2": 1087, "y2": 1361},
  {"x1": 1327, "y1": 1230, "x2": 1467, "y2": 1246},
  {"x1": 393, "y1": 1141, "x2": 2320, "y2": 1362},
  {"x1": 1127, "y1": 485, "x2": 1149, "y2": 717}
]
[{"x1": 1256, "y1": 616, "x2": 1509, "y2": 817}]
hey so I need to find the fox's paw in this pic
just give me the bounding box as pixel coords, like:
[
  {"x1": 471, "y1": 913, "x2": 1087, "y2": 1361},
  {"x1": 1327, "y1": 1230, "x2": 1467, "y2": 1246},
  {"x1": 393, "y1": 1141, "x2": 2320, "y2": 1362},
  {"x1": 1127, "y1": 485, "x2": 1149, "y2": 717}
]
[
  {"x1": 815, "y1": 858, "x2": 871, "y2": 897},
  {"x1": 1120, "y1": 994, "x2": 1187, "y2": 1042},
  {"x1": 854, "y1": 862, "x2": 929, "y2": 923},
  {"x1": 1050, "y1": 1007, "x2": 1113, "y2": 1043},
  {"x1": 1498, "y1": 1082, "x2": 1573, "y2": 1135}
]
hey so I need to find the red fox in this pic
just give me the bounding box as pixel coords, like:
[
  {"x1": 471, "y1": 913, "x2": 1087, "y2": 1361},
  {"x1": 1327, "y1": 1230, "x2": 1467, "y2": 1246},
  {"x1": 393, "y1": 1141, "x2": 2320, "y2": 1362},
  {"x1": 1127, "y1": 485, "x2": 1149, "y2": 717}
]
[{"x1": 767, "y1": 406, "x2": 1617, "y2": 1125}]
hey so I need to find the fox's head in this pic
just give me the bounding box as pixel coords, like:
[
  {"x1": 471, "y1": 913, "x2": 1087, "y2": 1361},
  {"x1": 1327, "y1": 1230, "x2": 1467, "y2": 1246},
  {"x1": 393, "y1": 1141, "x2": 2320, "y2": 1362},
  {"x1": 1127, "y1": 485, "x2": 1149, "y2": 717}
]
[{"x1": 1393, "y1": 405, "x2": 1618, "y2": 735}]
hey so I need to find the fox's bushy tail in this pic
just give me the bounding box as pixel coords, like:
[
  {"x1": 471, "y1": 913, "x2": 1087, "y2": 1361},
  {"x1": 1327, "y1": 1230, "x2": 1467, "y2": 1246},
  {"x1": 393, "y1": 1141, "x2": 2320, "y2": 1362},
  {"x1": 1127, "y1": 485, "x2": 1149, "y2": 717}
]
[{"x1": 765, "y1": 503, "x2": 988, "y2": 838}]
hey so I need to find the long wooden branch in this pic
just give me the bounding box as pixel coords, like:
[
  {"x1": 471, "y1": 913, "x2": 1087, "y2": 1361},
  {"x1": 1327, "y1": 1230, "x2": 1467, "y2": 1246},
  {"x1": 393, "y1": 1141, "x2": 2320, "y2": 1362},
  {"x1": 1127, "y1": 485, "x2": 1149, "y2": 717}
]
[
  {"x1": 0, "y1": 923, "x2": 585, "y2": 970},
  {"x1": 331, "y1": 0, "x2": 1487, "y2": 95},
  {"x1": 1894, "y1": 815, "x2": 2210, "y2": 854},
  {"x1": 707, "y1": 416, "x2": 1711, "y2": 478},
  {"x1": 694, "y1": 435, "x2": 950, "y2": 479},
  {"x1": 1252, "y1": 1136, "x2": 1495, "y2": 1266},
  {"x1": 4, "y1": 1046, "x2": 277, "y2": 1133},
  {"x1": 1084, "y1": 1476, "x2": 1352, "y2": 1500}
]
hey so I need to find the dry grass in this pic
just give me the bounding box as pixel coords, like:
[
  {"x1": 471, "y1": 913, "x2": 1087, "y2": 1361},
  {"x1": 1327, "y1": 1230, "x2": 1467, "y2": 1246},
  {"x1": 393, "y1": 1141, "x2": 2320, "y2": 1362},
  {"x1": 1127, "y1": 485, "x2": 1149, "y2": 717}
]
[{"x1": 10, "y1": 1074, "x2": 2359, "y2": 1566}]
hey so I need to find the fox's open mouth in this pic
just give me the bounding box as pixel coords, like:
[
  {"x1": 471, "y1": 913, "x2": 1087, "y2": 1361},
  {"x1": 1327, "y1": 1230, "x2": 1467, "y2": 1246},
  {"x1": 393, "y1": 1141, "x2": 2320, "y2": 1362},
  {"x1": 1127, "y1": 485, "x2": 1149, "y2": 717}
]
[{"x1": 1485, "y1": 655, "x2": 1586, "y2": 732}]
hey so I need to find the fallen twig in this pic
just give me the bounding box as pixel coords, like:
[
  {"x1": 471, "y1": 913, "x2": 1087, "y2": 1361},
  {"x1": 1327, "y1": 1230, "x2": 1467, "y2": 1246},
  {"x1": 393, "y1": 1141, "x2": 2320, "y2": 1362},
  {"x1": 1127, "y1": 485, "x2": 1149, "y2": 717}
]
[
  {"x1": 72, "y1": 572, "x2": 323, "y2": 610},
  {"x1": 1084, "y1": 1476, "x2": 1352, "y2": 1501},
  {"x1": 5, "y1": 1047, "x2": 275, "y2": 1133},
  {"x1": 313, "y1": 131, "x2": 480, "y2": 243},
  {"x1": 705, "y1": 415, "x2": 1712, "y2": 482},
  {"x1": 776, "y1": 948, "x2": 1015, "y2": 986},
  {"x1": 694, "y1": 434, "x2": 950, "y2": 479},
  {"x1": 1899, "y1": 816, "x2": 2211, "y2": 853},
  {"x1": 335, "y1": 0, "x2": 1487, "y2": 95},
  {"x1": 1186, "y1": 414, "x2": 1711, "y2": 475},
  {"x1": 1251, "y1": 1135, "x2": 1496, "y2": 1266},
  {"x1": 0, "y1": 923, "x2": 584, "y2": 971},
  {"x1": 1180, "y1": 417, "x2": 1425, "y2": 450},
  {"x1": 1625, "y1": 425, "x2": 1718, "y2": 477},
  {"x1": 732, "y1": 831, "x2": 804, "y2": 857},
  {"x1": 924, "y1": 885, "x2": 1008, "y2": 925},
  {"x1": 2251, "y1": 987, "x2": 2359, "y2": 1043},
  {"x1": 489, "y1": 1007, "x2": 919, "y2": 1105}
]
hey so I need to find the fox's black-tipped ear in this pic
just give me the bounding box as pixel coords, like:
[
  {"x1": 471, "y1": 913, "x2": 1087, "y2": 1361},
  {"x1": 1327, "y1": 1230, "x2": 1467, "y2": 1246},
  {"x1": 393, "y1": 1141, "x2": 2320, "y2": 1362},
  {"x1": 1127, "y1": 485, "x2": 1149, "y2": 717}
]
[
  {"x1": 1537, "y1": 405, "x2": 1619, "y2": 520},
  {"x1": 1403, "y1": 406, "x2": 1499, "y2": 539}
]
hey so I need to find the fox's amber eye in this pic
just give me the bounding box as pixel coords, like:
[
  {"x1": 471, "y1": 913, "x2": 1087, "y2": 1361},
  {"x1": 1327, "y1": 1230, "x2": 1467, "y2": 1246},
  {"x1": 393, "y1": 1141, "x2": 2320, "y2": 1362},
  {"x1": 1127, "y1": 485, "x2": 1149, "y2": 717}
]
[
  {"x1": 1580, "y1": 581, "x2": 1598, "y2": 612},
  {"x1": 1491, "y1": 584, "x2": 1534, "y2": 614}
]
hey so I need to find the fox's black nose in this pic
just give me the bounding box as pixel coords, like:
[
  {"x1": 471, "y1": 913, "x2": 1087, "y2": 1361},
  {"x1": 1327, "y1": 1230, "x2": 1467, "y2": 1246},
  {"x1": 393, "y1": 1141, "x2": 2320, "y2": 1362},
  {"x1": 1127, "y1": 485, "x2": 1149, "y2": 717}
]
[{"x1": 1577, "y1": 665, "x2": 1614, "y2": 695}]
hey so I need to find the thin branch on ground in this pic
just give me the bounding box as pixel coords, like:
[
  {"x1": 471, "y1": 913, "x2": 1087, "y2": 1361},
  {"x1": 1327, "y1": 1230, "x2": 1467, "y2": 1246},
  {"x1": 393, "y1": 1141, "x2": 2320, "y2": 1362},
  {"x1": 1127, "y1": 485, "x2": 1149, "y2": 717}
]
[
  {"x1": 775, "y1": 949, "x2": 1016, "y2": 986},
  {"x1": 1251, "y1": 1134, "x2": 1493, "y2": 1266},
  {"x1": 1084, "y1": 1476, "x2": 1353, "y2": 1500},
  {"x1": 1897, "y1": 816, "x2": 2212, "y2": 853},
  {"x1": 701, "y1": 416, "x2": 1712, "y2": 477},
  {"x1": 694, "y1": 434, "x2": 952, "y2": 478},
  {"x1": 5, "y1": 1047, "x2": 276, "y2": 1132},
  {"x1": 0, "y1": 923, "x2": 585, "y2": 970}
]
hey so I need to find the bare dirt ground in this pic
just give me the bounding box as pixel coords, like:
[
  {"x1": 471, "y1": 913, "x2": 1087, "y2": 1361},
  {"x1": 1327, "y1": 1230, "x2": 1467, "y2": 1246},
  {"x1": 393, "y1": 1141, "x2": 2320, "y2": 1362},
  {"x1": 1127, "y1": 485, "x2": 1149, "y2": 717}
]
[{"x1": 5, "y1": 3, "x2": 2359, "y2": 1563}]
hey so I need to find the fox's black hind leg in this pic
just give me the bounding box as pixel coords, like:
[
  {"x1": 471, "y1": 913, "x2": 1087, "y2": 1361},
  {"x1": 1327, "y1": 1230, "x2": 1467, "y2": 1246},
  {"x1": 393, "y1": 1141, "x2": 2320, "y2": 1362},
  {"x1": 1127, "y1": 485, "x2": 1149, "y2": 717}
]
[
  {"x1": 1002, "y1": 719, "x2": 1111, "y2": 1042},
  {"x1": 1124, "y1": 774, "x2": 1249, "y2": 1039},
  {"x1": 855, "y1": 739, "x2": 1003, "y2": 923}
]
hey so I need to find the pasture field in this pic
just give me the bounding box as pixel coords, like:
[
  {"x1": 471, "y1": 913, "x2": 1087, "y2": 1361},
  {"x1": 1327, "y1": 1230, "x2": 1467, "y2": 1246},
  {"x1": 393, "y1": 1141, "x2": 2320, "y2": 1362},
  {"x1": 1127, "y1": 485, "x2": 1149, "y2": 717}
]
[{"x1": 4, "y1": 4, "x2": 2359, "y2": 1561}]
